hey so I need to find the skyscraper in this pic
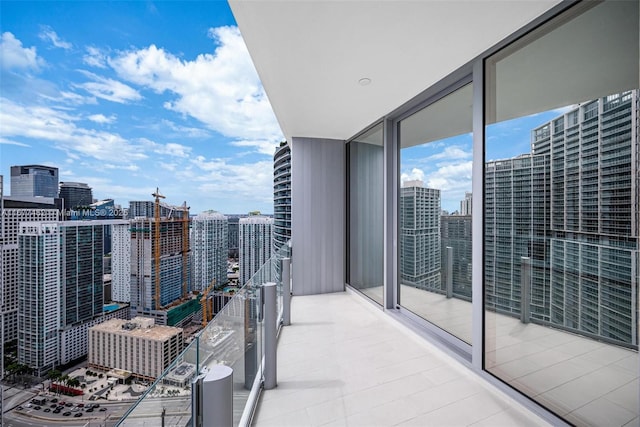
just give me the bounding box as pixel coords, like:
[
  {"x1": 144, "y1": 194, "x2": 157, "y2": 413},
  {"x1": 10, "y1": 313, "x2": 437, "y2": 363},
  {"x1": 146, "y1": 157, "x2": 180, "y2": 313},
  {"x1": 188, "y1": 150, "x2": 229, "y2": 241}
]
[
  {"x1": 239, "y1": 216, "x2": 273, "y2": 286},
  {"x1": 17, "y1": 220, "x2": 121, "y2": 374},
  {"x1": 273, "y1": 141, "x2": 291, "y2": 253},
  {"x1": 191, "y1": 212, "x2": 228, "y2": 292},
  {"x1": 59, "y1": 181, "x2": 93, "y2": 210},
  {"x1": 111, "y1": 222, "x2": 131, "y2": 303},
  {"x1": 129, "y1": 205, "x2": 195, "y2": 326},
  {"x1": 10, "y1": 165, "x2": 59, "y2": 198},
  {"x1": 460, "y1": 191, "x2": 472, "y2": 215},
  {"x1": 400, "y1": 180, "x2": 441, "y2": 291},
  {"x1": 485, "y1": 90, "x2": 639, "y2": 345}
]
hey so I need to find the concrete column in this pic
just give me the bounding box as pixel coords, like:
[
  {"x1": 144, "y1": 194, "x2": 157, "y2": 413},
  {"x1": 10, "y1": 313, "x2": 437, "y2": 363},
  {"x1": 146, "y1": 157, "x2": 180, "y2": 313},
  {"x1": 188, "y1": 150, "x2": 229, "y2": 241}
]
[
  {"x1": 282, "y1": 258, "x2": 291, "y2": 326},
  {"x1": 263, "y1": 282, "x2": 277, "y2": 389}
]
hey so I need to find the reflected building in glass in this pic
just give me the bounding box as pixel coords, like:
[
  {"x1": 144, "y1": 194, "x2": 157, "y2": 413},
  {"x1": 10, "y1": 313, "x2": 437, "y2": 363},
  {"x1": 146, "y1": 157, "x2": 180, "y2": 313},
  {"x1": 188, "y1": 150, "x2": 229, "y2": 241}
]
[
  {"x1": 400, "y1": 180, "x2": 441, "y2": 291},
  {"x1": 485, "y1": 90, "x2": 639, "y2": 346}
]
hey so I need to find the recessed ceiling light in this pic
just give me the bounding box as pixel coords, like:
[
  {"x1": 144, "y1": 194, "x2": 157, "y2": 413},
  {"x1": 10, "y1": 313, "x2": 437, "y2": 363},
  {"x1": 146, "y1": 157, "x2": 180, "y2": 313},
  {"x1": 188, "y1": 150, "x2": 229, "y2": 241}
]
[{"x1": 358, "y1": 78, "x2": 371, "y2": 86}]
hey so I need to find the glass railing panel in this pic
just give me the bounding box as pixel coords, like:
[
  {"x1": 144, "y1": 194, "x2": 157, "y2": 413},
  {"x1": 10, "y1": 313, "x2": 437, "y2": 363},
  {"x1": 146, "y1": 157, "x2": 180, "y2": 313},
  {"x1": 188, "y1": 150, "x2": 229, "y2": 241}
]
[
  {"x1": 117, "y1": 239, "x2": 291, "y2": 426},
  {"x1": 117, "y1": 338, "x2": 198, "y2": 426}
]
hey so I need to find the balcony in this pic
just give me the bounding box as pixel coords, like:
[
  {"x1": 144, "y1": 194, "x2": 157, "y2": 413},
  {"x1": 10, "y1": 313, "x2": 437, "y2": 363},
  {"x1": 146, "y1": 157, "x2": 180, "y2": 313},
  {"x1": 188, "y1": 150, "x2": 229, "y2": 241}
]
[{"x1": 251, "y1": 290, "x2": 549, "y2": 426}]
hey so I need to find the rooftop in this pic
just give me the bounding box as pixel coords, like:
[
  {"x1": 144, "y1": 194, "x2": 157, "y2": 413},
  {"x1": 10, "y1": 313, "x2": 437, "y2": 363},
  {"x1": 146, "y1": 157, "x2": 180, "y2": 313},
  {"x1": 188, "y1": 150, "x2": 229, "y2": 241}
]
[{"x1": 90, "y1": 317, "x2": 183, "y2": 341}]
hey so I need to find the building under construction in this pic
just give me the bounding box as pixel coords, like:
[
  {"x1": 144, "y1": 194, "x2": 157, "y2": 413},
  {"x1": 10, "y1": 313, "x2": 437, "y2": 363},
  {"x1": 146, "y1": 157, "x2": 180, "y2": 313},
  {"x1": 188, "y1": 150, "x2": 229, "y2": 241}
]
[{"x1": 129, "y1": 191, "x2": 198, "y2": 327}]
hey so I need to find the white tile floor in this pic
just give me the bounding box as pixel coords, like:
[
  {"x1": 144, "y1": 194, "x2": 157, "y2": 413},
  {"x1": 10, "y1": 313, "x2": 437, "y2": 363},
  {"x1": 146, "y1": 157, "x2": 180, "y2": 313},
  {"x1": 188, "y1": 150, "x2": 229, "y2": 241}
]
[
  {"x1": 354, "y1": 285, "x2": 639, "y2": 427},
  {"x1": 252, "y1": 291, "x2": 550, "y2": 427}
]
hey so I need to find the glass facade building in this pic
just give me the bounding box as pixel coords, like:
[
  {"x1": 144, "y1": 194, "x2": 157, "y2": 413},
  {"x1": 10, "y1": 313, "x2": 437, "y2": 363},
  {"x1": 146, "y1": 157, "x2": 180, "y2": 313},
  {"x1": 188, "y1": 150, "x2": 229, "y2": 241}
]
[{"x1": 10, "y1": 165, "x2": 59, "y2": 198}]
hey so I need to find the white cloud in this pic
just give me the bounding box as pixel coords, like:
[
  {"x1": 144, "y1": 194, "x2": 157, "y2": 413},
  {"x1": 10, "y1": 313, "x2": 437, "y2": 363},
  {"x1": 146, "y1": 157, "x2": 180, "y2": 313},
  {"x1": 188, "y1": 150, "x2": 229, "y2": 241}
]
[
  {"x1": 401, "y1": 168, "x2": 425, "y2": 185},
  {"x1": 0, "y1": 137, "x2": 30, "y2": 147},
  {"x1": 109, "y1": 26, "x2": 282, "y2": 148},
  {"x1": 75, "y1": 70, "x2": 142, "y2": 104},
  {"x1": 191, "y1": 155, "x2": 273, "y2": 204},
  {"x1": 104, "y1": 163, "x2": 139, "y2": 171},
  {"x1": 160, "y1": 119, "x2": 210, "y2": 138},
  {"x1": 426, "y1": 161, "x2": 472, "y2": 192},
  {"x1": 56, "y1": 91, "x2": 98, "y2": 105},
  {"x1": 0, "y1": 97, "x2": 147, "y2": 162},
  {"x1": 230, "y1": 139, "x2": 278, "y2": 156},
  {"x1": 88, "y1": 113, "x2": 116, "y2": 124},
  {"x1": 0, "y1": 32, "x2": 44, "y2": 71},
  {"x1": 83, "y1": 46, "x2": 107, "y2": 68},
  {"x1": 39, "y1": 26, "x2": 72, "y2": 50},
  {"x1": 138, "y1": 138, "x2": 193, "y2": 158},
  {"x1": 429, "y1": 145, "x2": 471, "y2": 161}
]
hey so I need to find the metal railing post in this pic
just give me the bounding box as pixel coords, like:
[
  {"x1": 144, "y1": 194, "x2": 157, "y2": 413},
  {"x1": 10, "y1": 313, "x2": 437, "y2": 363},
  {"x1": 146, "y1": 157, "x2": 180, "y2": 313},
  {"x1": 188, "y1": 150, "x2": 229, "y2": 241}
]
[
  {"x1": 263, "y1": 282, "x2": 277, "y2": 389},
  {"x1": 282, "y1": 257, "x2": 291, "y2": 326},
  {"x1": 521, "y1": 256, "x2": 531, "y2": 324},
  {"x1": 445, "y1": 246, "x2": 453, "y2": 298}
]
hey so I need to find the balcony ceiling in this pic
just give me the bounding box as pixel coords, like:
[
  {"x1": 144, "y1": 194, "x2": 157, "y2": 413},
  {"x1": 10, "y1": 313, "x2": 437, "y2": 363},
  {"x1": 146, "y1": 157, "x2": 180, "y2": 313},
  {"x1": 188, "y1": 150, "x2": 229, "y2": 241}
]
[{"x1": 229, "y1": 0, "x2": 562, "y2": 142}]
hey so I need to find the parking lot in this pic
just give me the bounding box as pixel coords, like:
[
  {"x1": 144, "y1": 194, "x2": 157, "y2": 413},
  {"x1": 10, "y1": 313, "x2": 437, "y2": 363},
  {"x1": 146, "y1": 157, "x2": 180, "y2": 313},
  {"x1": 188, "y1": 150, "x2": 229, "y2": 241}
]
[{"x1": 17, "y1": 397, "x2": 108, "y2": 420}]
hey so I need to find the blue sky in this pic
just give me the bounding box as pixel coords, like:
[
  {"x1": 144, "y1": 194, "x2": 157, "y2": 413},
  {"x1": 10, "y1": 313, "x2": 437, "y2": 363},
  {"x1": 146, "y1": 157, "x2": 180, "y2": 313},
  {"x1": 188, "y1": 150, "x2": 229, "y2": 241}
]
[{"x1": 1, "y1": 1, "x2": 282, "y2": 214}]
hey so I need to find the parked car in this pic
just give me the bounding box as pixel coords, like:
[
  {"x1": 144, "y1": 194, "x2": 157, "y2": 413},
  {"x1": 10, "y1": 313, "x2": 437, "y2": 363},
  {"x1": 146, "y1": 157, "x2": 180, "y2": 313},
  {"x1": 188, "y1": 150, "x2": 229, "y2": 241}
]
[
  {"x1": 16, "y1": 406, "x2": 23, "y2": 410},
  {"x1": 77, "y1": 403, "x2": 84, "y2": 407},
  {"x1": 51, "y1": 398, "x2": 58, "y2": 403},
  {"x1": 63, "y1": 411, "x2": 71, "y2": 416},
  {"x1": 33, "y1": 406, "x2": 41, "y2": 410},
  {"x1": 74, "y1": 412, "x2": 83, "y2": 417},
  {"x1": 86, "y1": 408, "x2": 94, "y2": 413},
  {"x1": 65, "y1": 403, "x2": 73, "y2": 407},
  {"x1": 43, "y1": 408, "x2": 51, "y2": 413},
  {"x1": 53, "y1": 408, "x2": 61, "y2": 414},
  {"x1": 99, "y1": 407, "x2": 107, "y2": 412}
]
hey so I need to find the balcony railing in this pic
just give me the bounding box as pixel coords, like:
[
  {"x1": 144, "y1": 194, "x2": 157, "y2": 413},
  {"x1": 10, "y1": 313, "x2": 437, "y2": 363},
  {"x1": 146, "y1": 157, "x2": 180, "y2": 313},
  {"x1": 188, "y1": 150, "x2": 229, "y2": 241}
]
[{"x1": 116, "y1": 240, "x2": 292, "y2": 426}]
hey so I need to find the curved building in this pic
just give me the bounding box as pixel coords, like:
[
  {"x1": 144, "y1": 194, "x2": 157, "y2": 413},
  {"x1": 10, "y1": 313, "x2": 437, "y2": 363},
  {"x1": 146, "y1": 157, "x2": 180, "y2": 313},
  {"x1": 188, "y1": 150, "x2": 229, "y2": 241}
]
[{"x1": 273, "y1": 141, "x2": 291, "y2": 253}]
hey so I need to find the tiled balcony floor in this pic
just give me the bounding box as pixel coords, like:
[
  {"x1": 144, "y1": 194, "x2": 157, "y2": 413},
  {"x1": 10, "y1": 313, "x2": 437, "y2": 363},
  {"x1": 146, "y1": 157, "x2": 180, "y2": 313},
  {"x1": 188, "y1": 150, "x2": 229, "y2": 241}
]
[
  {"x1": 252, "y1": 291, "x2": 550, "y2": 426},
  {"x1": 358, "y1": 285, "x2": 639, "y2": 427}
]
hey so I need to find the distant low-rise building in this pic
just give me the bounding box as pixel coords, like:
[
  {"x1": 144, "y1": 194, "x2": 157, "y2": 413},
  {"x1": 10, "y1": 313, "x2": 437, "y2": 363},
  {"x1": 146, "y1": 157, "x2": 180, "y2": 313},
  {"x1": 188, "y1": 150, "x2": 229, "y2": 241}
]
[{"x1": 88, "y1": 317, "x2": 184, "y2": 381}]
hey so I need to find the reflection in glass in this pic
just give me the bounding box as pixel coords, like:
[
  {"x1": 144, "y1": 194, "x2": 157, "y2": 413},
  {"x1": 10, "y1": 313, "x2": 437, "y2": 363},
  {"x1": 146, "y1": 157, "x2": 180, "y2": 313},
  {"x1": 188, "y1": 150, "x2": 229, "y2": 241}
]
[
  {"x1": 484, "y1": 2, "x2": 638, "y2": 425},
  {"x1": 399, "y1": 83, "x2": 473, "y2": 344},
  {"x1": 348, "y1": 123, "x2": 384, "y2": 304}
]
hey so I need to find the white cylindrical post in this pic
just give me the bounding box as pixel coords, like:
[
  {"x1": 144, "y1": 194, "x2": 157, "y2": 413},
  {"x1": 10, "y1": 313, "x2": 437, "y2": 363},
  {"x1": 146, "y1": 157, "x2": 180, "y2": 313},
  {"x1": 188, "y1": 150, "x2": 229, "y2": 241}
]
[
  {"x1": 202, "y1": 365, "x2": 233, "y2": 427},
  {"x1": 264, "y1": 282, "x2": 277, "y2": 390}
]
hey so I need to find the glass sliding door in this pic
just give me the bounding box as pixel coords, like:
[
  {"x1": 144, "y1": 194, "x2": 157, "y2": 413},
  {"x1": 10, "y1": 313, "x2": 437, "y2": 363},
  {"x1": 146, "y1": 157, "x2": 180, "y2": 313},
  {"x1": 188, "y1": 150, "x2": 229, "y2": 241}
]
[
  {"x1": 399, "y1": 83, "x2": 473, "y2": 344},
  {"x1": 484, "y1": 2, "x2": 638, "y2": 425},
  {"x1": 347, "y1": 123, "x2": 384, "y2": 304}
]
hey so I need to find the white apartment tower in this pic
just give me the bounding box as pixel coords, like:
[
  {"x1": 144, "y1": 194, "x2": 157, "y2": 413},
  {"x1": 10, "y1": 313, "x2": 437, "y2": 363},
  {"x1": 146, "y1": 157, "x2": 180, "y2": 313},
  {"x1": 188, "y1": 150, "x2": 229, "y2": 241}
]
[
  {"x1": 191, "y1": 212, "x2": 228, "y2": 291},
  {"x1": 111, "y1": 222, "x2": 131, "y2": 302},
  {"x1": 1, "y1": 208, "x2": 59, "y2": 344},
  {"x1": 239, "y1": 216, "x2": 273, "y2": 286},
  {"x1": 18, "y1": 223, "x2": 61, "y2": 375}
]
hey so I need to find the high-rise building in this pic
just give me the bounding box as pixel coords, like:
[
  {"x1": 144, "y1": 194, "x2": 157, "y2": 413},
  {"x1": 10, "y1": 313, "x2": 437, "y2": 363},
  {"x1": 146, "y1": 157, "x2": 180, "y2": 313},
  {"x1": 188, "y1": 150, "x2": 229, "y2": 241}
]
[
  {"x1": 485, "y1": 91, "x2": 639, "y2": 345},
  {"x1": 17, "y1": 220, "x2": 129, "y2": 374},
  {"x1": 59, "y1": 181, "x2": 93, "y2": 210},
  {"x1": 130, "y1": 213, "x2": 193, "y2": 325},
  {"x1": 441, "y1": 214, "x2": 472, "y2": 300},
  {"x1": 1, "y1": 207, "x2": 59, "y2": 344},
  {"x1": 460, "y1": 192, "x2": 472, "y2": 216},
  {"x1": 400, "y1": 180, "x2": 441, "y2": 290},
  {"x1": 191, "y1": 212, "x2": 228, "y2": 292},
  {"x1": 111, "y1": 222, "x2": 131, "y2": 303},
  {"x1": 273, "y1": 141, "x2": 291, "y2": 253},
  {"x1": 18, "y1": 222, "x2": 60, "y2": 375},
  {"x1": 10, "y1": 165, "x2": 59, "y2": 198},
  {"x1": 226, "y1": 214, "x2": 241, "y2": 259},
  {"x1": 239, "y1": 216, "x2": 273, "y2": 286}
]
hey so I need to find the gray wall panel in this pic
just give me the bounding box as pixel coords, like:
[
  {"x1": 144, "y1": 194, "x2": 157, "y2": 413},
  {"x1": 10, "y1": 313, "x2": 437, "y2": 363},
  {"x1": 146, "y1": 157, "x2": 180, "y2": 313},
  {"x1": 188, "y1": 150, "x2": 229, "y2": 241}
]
[{"x1": 291, "y1": 137, "x2": 345, "y2": 295}]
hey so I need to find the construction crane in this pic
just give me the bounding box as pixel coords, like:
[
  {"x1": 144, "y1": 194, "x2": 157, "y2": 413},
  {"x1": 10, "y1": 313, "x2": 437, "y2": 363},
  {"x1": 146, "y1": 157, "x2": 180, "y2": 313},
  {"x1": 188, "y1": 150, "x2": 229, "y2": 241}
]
[
  {"x1": 152, "y1": 188, "x2": 165, "y2": 311},
  {"x1": 181, "y1": 201, "x2": 190, "y2": 299},
  {"x1": 201, "y1": 279, "x2": 216, "y2": 328}
]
